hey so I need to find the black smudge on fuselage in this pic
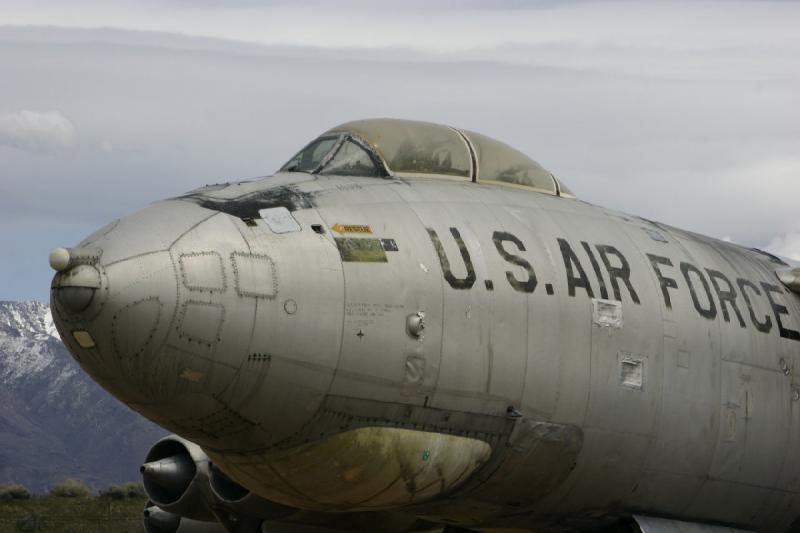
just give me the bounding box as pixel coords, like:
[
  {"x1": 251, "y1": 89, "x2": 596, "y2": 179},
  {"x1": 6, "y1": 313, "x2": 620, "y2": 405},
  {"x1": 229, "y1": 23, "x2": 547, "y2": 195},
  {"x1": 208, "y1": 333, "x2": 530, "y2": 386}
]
[{"x1": 177, "y1": 185, "x2": 316, "y2": 218}]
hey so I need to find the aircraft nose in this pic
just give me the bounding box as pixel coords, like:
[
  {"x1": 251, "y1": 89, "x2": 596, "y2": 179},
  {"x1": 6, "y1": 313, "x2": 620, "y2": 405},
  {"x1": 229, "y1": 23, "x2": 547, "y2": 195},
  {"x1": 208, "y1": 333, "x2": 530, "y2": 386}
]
[
  {"x1": 49, "y1": 200, "x2": 215, "y2": 405},
  {"x1": 50, "y1": 247, "x2": 180, "y2": 407},
  {"x1": 50, "y1": 197, "x2": 321, "y2": 453}
]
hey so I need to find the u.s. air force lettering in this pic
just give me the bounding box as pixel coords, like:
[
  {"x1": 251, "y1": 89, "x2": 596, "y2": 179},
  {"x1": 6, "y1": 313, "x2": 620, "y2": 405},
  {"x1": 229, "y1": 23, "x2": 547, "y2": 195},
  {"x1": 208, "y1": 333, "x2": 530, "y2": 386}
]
[
  {"x1": 427, "y1": 227, "x2": 800, "y2": 341},
  {"x1": 49, "y1": 118, "x2": 800, "y2": 532}
]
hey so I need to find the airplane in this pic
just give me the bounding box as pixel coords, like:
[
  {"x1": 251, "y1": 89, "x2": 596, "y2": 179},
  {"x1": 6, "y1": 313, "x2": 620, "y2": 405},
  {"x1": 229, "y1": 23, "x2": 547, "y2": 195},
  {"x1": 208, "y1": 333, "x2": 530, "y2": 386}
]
[{"x1": 47, "y1": 118, "x2": 800, "y2": 533}]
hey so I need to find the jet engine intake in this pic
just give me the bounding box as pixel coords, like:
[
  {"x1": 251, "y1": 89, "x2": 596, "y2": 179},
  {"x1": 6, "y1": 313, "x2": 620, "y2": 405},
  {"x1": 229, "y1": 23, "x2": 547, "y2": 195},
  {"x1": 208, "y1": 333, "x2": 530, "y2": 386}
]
[
  {"x1": 142, "y1": 434, "x2": 297, "y2": 532},
  {"x1": 141, "y1": 435, "x2": 215, "y2": 522}
]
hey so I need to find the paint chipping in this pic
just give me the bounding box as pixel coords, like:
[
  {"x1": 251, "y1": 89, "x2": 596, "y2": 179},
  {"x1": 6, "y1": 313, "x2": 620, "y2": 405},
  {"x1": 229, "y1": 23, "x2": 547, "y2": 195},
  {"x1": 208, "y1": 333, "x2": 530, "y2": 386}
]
[
  {"x1": 619, "y1": 353, "x2": 644, "y2": 390},
  {"x1": 592, "y1": 298, "x2": 623, "y2": 328}
]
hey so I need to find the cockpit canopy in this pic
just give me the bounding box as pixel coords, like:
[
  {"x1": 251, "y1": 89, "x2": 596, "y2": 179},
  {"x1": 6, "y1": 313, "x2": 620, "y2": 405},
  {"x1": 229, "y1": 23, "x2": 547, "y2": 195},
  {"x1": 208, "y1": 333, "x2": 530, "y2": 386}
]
[{"x1": 280, "y1": 118, "x2": 574, "y2": 198}]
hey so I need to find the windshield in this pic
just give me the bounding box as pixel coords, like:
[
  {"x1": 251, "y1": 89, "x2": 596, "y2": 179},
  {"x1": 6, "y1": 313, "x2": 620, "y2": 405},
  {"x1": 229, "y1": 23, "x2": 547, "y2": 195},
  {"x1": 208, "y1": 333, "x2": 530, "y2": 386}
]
[
  {"x1": 280, "y1": 135, "x2": 340, "y2": 173},
  {"x1": 318, "y1": 139, "x2": 381, "y2": 177}
]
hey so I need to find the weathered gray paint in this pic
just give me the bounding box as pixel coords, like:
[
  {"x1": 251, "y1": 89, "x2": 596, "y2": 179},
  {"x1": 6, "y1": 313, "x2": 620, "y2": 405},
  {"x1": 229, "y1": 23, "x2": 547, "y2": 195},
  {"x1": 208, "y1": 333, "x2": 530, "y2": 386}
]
[{"x1": 49, "y1": 121, "x2": 800, "y2": 532}]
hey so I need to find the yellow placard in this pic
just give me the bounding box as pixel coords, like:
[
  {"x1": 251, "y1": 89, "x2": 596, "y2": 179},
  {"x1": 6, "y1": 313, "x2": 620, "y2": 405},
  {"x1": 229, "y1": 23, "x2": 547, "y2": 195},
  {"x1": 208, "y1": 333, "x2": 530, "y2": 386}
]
[{"x1": 331, "y1": 223, "x2": 372, "y2": 234}]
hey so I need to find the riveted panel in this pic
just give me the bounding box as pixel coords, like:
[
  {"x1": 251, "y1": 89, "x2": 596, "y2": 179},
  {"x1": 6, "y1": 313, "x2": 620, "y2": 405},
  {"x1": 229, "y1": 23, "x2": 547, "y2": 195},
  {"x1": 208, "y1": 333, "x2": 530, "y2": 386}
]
[
  {"x1": 183, "y1": 402, "x2": 257, "y2": 440},
  {"x1": 231, "y1": 252, "x2": 278, "y2": 299},
  {"x1": 179, "y1": 251, "x2": 226, "y2": 292},
  {"x1": 177, "y1": 300, "x2": 225, "y2": 346}
]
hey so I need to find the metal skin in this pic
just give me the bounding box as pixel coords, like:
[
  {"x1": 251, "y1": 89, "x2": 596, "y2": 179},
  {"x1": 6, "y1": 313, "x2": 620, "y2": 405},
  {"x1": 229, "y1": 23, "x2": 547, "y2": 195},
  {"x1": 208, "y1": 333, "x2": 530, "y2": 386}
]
[{"x1": 49, "y1": 119, "x2": 800, "y2": 532}]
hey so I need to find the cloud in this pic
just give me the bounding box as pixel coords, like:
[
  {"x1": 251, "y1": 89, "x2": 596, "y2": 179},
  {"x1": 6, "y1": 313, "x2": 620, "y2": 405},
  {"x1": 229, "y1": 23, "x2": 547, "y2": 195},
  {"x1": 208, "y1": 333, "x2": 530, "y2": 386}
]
[
  {"x1": 0, "y1": 110, "x2": 76, "y2": 153},
  {"x1": 0, "y1": 23, "x2": 799, "y2": 300},
  {"x1": 765, "y1": 232, "x2": 800, "y2": 262},
  {"x1": 4, "y1": 0, "x2": 800, "y2": 60}
]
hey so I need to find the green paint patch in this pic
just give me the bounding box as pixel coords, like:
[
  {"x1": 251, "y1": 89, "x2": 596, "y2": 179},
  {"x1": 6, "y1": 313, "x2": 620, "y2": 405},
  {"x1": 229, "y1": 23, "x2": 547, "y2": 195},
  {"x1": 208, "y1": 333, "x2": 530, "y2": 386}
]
[
  {"x1": 421, "y1": 450, "x2": 430, "y2": 461},
  {"x1": 335, "y1": 238, "x2": 388, "y2": 263}
]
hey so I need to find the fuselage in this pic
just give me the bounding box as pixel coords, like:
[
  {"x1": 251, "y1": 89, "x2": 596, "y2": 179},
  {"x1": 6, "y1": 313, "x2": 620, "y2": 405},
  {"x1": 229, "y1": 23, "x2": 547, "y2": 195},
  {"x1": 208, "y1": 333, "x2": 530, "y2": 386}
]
[{"x1": 50, "y1": 168, "x2": 800, "y2": 531}]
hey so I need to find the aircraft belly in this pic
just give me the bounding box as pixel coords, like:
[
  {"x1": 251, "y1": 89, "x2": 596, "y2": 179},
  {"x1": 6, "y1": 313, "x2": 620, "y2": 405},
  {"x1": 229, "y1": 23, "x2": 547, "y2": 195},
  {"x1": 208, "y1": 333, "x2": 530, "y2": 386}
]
[{"x1": 207, "y1": 426, "x2": 491, "y2": 512}]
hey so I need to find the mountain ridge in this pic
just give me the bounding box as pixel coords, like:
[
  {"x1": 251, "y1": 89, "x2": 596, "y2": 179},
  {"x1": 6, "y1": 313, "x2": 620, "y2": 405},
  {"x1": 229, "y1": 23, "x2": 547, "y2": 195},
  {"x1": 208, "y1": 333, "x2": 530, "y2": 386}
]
[{"x1": 0, "y1": 300, "x2": 166, "y2": 493}]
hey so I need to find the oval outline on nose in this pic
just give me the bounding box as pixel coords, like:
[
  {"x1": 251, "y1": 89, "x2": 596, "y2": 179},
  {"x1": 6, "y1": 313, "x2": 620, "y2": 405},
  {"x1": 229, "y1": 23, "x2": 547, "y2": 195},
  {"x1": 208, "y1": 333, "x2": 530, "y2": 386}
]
[{"x1": 112, "y1": 296, "x2": 163, "y2": 363}]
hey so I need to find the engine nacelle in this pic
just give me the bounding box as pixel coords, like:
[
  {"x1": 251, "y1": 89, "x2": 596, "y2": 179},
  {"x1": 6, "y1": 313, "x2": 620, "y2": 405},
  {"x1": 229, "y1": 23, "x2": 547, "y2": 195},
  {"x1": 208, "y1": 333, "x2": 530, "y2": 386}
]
[
  {"x1": 143, "y1": 502, "x2": 226, "y2": 533},
  {"x1": 141, "y1": 435, "x2": 215, "y2": 521},
  {"x1": 141, "y1": 434, "x2": 296, "y2": 531}
]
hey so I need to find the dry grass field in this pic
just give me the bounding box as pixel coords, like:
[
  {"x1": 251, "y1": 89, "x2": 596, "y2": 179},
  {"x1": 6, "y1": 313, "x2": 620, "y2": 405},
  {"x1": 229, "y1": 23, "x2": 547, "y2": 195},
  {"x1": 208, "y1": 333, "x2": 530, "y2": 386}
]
[{"x1": 0, "y1": 491, "x2": 145, "y2": 532}]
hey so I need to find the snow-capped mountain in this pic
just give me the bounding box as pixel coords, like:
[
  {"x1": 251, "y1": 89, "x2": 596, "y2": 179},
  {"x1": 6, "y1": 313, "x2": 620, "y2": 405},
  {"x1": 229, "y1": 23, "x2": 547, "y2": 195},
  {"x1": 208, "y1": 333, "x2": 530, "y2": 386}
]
[{"x1": 0, "y1": 300, "x2": 166, "y2": 493}]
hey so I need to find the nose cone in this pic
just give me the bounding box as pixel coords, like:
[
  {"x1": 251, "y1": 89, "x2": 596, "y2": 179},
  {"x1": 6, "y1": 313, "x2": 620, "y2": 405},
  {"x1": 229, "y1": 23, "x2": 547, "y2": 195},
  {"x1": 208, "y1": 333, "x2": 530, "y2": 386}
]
[
  {"x1": 52, "y1": 185, "x2": 349, "y2": 462},
  {"x1": 49, "y1": 198, "x2": 281, "y2": 452},
  {"x1": 49, "y1": 200, "x2": 215, "y2": 405}
]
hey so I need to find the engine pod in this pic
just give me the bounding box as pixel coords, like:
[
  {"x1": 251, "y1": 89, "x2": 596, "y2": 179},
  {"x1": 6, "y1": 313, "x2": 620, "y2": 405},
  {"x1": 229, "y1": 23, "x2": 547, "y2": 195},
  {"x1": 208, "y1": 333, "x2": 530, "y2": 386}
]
[{"x1": 141, "y1": 435, "x2": 214, "y2": 522}]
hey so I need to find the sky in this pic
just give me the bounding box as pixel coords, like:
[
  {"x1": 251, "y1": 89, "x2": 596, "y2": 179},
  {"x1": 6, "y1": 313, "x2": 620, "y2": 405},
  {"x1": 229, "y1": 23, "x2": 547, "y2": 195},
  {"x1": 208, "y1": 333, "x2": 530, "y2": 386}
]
[{"x1": 1, "y1": 0, "x2": 799, "y2": 301}]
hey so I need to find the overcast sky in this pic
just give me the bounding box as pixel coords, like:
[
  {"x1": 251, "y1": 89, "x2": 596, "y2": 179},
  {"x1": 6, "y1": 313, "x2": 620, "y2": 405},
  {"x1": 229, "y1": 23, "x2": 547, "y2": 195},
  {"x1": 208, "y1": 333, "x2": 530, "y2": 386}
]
[{"x1": 1, "y1": 0, "x2": 799, "y2": 302}]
